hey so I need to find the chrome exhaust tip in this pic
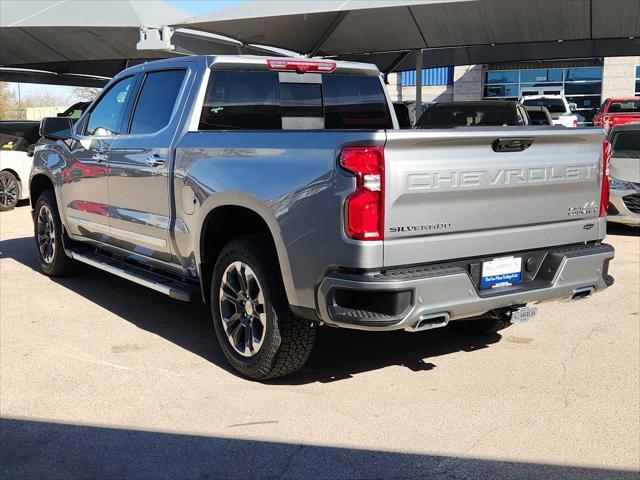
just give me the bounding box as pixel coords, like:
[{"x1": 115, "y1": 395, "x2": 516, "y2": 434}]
[
  {"x1": 405, "y1": 312, "x2": 450, "y2": 332},
  {"x1": 570, "y1": 286, "x2": 595, "y2": 301}
]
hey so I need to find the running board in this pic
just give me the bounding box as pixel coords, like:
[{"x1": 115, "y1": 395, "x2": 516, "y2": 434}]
[{"x1": 69, "y1": 250, "x2": 200, "y2": 302}]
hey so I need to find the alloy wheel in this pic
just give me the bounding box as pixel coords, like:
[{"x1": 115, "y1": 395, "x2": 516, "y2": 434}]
[
  {"x1": 219, "y1": 261, "x2": 267, "y2": 357},
  {"x1": 37, "y1": 205, "x2": 56, "y2": 264},
  {"x1": 0, "y1": 174, "x2": 18, "y2": 208}
]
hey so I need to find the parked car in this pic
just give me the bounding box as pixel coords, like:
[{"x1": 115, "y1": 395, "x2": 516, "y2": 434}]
[
  {"x1": 393, "y1": 101, "x2": 433, "y2": 128},
  {"x1": 593, "y1": 98, "x2": 640, "y2": 131},
  {"x1": 520, "y1": 95, "x2": 579, "y2": 128},
  {"x1": 523, "y1": 105, "x2": 553, "y2": 126},
  {"x1": 31, "y1": 56, "x2": 614, "y2": 379},
  {"x1": 57, "y1": 101, "x2": 92, "y2": 121},
  {"x1": 416, "y1": 101, "x2": 530, "y2": 128},
  {"x1": 393, "y1": 102, "x2": 412, "y2": 128},
  {"x1": 606, "y1": 124, "x2": 640, "y2": 226},
  {"x1": 0, "y1": 121, "x2": 39, "y2": 211}
]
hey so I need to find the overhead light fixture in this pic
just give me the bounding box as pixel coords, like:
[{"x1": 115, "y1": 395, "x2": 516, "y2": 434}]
[{"x1": 137, "y1": 26, "x2": 175, "y2": 51}]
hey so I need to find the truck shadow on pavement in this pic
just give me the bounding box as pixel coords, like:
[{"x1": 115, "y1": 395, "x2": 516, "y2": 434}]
[
  {"x1": 607, "y1": 223, "x2": 639, "y2": 236},
  {"x1": 1, "y1": 417, "x2": 638, "y2": 480},
  {"x1": 1, "y1": 236, "x2": 500, "y2": 385}
]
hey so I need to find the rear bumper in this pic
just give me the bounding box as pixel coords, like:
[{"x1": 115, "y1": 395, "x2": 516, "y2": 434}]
[{"x1": 316, "y1": 243, "x2": 614, "y2": 331}]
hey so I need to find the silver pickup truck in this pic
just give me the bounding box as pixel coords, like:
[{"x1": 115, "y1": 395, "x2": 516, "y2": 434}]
[{"x1": 31, "y1": 55, "x2": 614, "y2": 379}]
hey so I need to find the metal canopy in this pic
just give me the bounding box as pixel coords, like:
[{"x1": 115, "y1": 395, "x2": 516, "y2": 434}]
[
  {"x1": 0, "y1": 0, "x2": 193, "y2": 65},
  {"x1": 0, "y1": 0, "x2": 288, "y2": 85},
  {"x1": 342, "y1": 38, "x2": 640, "y2": 73},
  {"x1": 177, "y1": 0, "x2": 640, "y2": 58},
  {"x1": 0, "y1": 67, "x2": 109, "y2": 87}
]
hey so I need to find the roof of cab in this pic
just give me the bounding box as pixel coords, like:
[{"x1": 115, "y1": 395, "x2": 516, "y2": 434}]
[{"x1": 112, "y1": 54, "x2": 381, "y2": 80}]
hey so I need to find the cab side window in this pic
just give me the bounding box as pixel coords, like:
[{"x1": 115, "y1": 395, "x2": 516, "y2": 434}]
[
  {"x1": 84, "y1": 76, "x2": 135, "y2": 137},
  {"x1": 129, "y1": 70, "x2": 186, "y2": 135}
]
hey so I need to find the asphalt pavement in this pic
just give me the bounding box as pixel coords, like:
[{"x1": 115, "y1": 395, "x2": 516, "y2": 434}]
[{"x1": 1, "y1": 204, "x2": 638, "y2": 480}]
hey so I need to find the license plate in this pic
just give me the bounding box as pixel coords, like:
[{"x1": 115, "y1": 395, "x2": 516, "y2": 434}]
[
  {"x1": 511, "y1": 306, "x2": 538, "y2": 323},
  {"x1": 481, "y1": 256, "x2": 522, "y2": 289}
]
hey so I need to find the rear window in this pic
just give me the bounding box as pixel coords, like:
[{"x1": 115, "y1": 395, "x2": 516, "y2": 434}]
[
  {"x1": 522, "y1": 98, "x2": 567, "y2": 113},
  {"x1": 611, "y1": 130, "x2": 640, "y2": 158},
  {"x1": 198, "y1": 71, "x2": 392, "y2": 130},
  {"x1": 526, "y1": 109, "x2": 550, "y2": 125},
  {"x1": 199, "y1": 71, "x2": 280, "y2": 130},
  {"x1": 323, "y1": 74, "x2": 392, "y2": 129},
  {"x1": 609, "y1": 100, "x2": 640, "y2": 113},
  {"x1": 417, "y1": 104, "x2": 517, "y2": 128}
]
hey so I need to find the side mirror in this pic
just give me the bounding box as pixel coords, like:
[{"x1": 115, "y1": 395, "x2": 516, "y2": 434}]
[
  {"x1": 27, "y1": 144, "x2": 35, "y2": 157},
  {"x1": 40, "y1": 117, "x2": 73, "y2": 140},
  {"x1": 569, "y1": 102, "x2": 578, "y2": 112}
]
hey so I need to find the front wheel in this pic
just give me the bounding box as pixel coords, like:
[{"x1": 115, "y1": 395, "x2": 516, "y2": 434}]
[
  {"x1": 0, "y1": 171, "x2": 20, "y2": 211},
  {"x1": 34, "y1": 190, "x2": 76, "y2": 277},
  {"x1": 211, "y1": 234, "x2": 315, "y2": 380}
]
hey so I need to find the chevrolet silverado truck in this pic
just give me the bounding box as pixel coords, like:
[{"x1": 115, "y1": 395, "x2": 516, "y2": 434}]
[
  {"x1": 31, "y1": 55, "x2": 614, "y2": 380},
  {"x1": 520, "y1": 95, "x2": 579, "y2": 128},
  {"x1": 593, "y1": 98, "x2": 640, "y2": 132}
]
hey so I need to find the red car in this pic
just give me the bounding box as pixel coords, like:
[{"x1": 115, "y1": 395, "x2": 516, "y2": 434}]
[{"x1": 593, "y1": 98, "x2": 640, "y2": 131}]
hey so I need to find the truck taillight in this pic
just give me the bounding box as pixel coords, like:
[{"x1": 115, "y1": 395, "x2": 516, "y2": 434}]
[
  {"x1": 340, "y1": 146, "x2": 385, "y2": 241},
  {"x1": 572, "y1": 118, "x2": 578, "y2": 128},
  {"x1": 600, "y1": 139, "x2": 611, "y2": 217}
]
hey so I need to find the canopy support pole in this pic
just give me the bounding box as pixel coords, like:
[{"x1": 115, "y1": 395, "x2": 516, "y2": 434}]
[{"x1": 414, "y1": 49, "x2": 423, "y2": 110}]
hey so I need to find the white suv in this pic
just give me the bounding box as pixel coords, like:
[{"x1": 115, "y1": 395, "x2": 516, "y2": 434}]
[{"x1": 520, "y1": 95, "x2": 579, "y2": 128}]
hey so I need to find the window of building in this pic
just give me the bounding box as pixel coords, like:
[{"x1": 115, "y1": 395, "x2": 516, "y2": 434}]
[
  {"x1": 129, "y1": 70, "x2": 186, "y2": 135},
  {"x1": 635, "y1": 66, "x2": 640, "y2": 96},
  {"x1": 400, "y1": 67, "x2": 454, "y2": 87},
  {"x1": 198, "y1": 71, "x2": 392, "y2": 131},
  {"x1": 483, "y1": 64, "x2": 604, "y2": 125},
  {"x1": 485, "y1": 70, "x2": 518, "y2": 84}
]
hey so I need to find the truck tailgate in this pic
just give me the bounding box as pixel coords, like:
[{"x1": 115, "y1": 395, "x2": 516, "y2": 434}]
[{"x1": 383, "y1": 127, "x2": 605, "y2": 266}]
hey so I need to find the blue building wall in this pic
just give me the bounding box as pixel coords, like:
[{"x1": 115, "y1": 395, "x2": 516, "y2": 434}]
[{"x1": 400, "y1": 67, "x2": 454, "y2": 86}]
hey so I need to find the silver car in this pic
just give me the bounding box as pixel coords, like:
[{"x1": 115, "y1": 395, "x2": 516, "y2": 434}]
[{"x1": 607, "y1": 124, "x2": 640, "y2": 226}]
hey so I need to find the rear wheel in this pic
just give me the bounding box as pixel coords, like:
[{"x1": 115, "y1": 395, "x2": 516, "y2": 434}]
[
  {"x1": 0, "y1": 171, "x2": 20, "y2": 211},
  {"x1": 34, "y1": 190, "x2": 76, "y2": 277},
  {"x1": 211, "y1": 234, "x2": 315, "y2": 380},
  {"x1": 449, "y1": 316, "x2": 511, "y2": 335}
]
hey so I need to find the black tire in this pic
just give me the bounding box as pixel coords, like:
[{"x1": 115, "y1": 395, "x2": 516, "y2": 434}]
[
  {"x1": 211, "y1": 234, "x2": 315, "y2": 380},
  {"x1": 0, "y1": 170, "x2": 20, "y2": 211},
  {"x1": 449, "y1": 316, "x2": 512, "y2": 335},
  {"x1": 34, "y1": 190, "x2": 77, "y2": 277}
]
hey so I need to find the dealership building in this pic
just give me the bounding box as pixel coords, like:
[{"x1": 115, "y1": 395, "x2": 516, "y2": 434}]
[{"x1": 388, "y1": 55, "x2": 640, "y2": 125}]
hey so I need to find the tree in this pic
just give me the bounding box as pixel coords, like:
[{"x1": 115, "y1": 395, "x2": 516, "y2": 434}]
[
  {"x1": 0, "y1": 82, "x2": 19, "y2": 120},
  {"x1": 19, "y1": 90, "x2": 71, "y2": 109},
  {"x1": 71, "y1": 86, "x2": 102, "y2": 102}
]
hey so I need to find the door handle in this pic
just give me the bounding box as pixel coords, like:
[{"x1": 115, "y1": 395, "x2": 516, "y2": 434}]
[
  {"x1": 146, "y1": 154, "x2": 166, "y2": 167},
  {"x1": 492, "y1": 137, "x2": 534, "y2": 153},
  {"x1": 91, "y1": 151, "x2": 109, "y2": 162}
]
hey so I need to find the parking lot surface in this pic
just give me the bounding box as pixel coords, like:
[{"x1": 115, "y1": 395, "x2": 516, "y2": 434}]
[{"x1": 1, "y1": 205, "x2": 639, "y2": 479}]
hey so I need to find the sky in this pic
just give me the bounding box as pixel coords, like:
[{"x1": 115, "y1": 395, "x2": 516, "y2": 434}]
[{"x1": 5, "y1": 0, "x2": 247, "y2": 106}]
